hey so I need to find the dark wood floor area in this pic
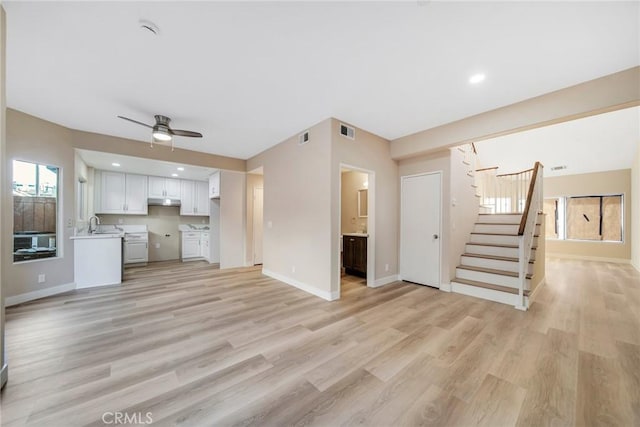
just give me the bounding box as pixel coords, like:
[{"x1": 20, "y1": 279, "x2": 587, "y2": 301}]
[{"x1": 1, "y1": 258, "x2": 639, "y2": 426}]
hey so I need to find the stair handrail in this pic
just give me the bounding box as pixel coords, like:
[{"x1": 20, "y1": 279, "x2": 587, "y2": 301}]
[{"x1": 516, "y1": 161, "x2": 543, "y2": 310}]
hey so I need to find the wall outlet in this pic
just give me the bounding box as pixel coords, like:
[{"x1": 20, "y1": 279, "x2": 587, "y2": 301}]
[
  {"x1": 66, "y1": 218, "x2": 73, "y2": 227},
  {"x1": 38, "y1": 274, "x2": 45, "y2": 283},
  {"x1": 155, "y1": 243, "x2": 160, "y2": 249},
  {"x1": 385, "y1": 263, "x2": 389, "y2": 272},
  {"x1": 267, "y1": 221, "x2": 273, "y2": 229},
  {"x1": 118, "y1": 218, "x2": 124, "y2": 224},
  {"x1": 291, "y1": 266, "x2": 296, "y2": 274}
]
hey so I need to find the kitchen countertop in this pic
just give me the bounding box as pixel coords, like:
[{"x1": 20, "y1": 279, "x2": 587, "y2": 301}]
[
  {"x1": 179, "y1": 224, "x2": 210, "y2": 232},
  {"x1": 71, "y1": 232, "x2": 124, "y2": 240},
  {"x1": 342, "y1": 233, "x2": 369, "y2": 237}
]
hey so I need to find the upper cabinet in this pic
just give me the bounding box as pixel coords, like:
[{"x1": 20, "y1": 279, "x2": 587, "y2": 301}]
[
  {"x1": 209, "y1": 171, "x2": 220, "y2": 199},
  {"x1": 148, "y1": 176, "x2": 181, "y2": 199},
  {"x1": 180, "y1": 180, "x2": 210, "y2": 216},
  {"x1": 96, "y1": 171, "x2": 148, "y2": 215}
]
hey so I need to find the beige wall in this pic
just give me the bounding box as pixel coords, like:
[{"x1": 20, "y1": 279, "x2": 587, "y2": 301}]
[
  {"x1": 632, "y1": 145, "x2": 640, "y2": 270},
  {"x1": 245, "y1": 173, "x2": 264, "y2": 266},
  {"x1": 247, "y1": 119, "x2": 334, "y2": 299},
  {"x1": 392, "y1": 67, "x2": 640, "y2": 159},
  {"x1": 545, "y1": 169, "x2": 632, "y2": 261},
  {"x1": 398, "y1": 150, "x2": 452, "y2": 285},
  {"x1": 330, "y1": 119, "x2": 399, "y2": 292},
  {"x1": 4, "y1": 109, "x2": 76, "y2": 299},
  {"x1": 100, "y1": 206, "x2": 209, "y2": 262},
  {"x1": 71, "y1": 129, "x2": 245, "y2": 172},
  {"x1": 341, "y1": 171, "x2": 368, "y2": 234},
  {"x1": 1, "y1": 4, "x2": 7, "y2": 387},
  {"x1": 220, "y1": 170, "x2": 246, "y2": 268}
]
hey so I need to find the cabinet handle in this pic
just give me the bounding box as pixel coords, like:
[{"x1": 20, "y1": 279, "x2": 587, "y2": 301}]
[{"x1": 350, "y1": 238, "x2": 355, "y2": 242}]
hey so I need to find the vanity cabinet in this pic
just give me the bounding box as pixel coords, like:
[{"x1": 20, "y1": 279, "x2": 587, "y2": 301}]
[{"x1": 343, "y1": 235, "x2": 367, "y2": 277}]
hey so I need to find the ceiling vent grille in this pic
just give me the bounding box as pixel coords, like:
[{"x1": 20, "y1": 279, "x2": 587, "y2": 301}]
[
  {"x1": 298, "y1": 130, "x2": 310, "y2": 145},
  {"x1": 340, "y1": 123, "x2": 355, "y2": 140},
  {"x1": 550, "y1": 165, "x2": 567, "y2": 171}
]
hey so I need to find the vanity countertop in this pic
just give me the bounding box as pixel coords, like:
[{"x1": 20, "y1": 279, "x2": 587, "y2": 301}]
[{"x1": 342, "y1": 233, "x2": 369, "y2": 238}]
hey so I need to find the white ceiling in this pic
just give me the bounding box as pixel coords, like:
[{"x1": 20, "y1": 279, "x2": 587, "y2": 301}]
[
  {"x1": 475, "y1": 106, "x2": 640, "y2": 177},
  {"x1": 4, "y1": 2, "x2": 639, "y2": 160},
  {"x1": 77, "y1": 149, "x2": 217, "y2": 181}
]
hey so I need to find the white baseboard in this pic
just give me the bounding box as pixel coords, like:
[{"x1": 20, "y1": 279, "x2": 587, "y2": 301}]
[
  {"x1": 1, "y1": 363, "x2": 7, "y2": 389},
  {"x1": 547, "y1": 253, "x2": 631, "y2": 264},
  {"x1": 439, "y1": 282, "x2": 452, "y2": 292},
  {"x1": 370, "y1": 274, "x2": 399, "y2": 288},
  {"x1": 262, "y1": 269, "x2": 338, "y2": 301},
  {"x1": 5, "y1": 282, "x2": 76, "y2": 307}
]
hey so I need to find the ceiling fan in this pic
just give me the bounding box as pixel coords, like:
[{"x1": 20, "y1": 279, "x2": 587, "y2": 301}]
[{"x1": 117, "y1": 114, "x2": 202, "y2": 150}]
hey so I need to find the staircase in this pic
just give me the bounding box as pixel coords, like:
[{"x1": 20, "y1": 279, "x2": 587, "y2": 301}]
[
  {"x1": 452, "y1": 212, "x2": 542, "y2": 308},
  {"x1": 451, "y1": 157, "x2": 544, "y2": 310}
]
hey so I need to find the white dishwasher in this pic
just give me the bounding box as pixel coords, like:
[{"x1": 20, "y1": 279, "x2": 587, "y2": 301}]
[{"x1": 123, "y1": 231, "x2": 149, "y2": 265}]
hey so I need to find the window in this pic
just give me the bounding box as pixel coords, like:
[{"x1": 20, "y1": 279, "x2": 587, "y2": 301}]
[
  {"x1": 543, "y1": 195, "x2": 623, "y2": 242},
  {"x1": 13, "y1": 160, "x2": 60, "y2": 262}
]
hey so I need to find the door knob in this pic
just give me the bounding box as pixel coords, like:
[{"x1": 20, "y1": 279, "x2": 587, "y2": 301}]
[{"x1": 433, "y1": 234, "x2": 439, "y2": 239}]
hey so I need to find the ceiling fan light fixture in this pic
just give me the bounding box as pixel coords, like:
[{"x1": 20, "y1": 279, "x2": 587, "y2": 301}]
[{"x1": 152, "y1": 125, "x2": 172, "y2": 141}]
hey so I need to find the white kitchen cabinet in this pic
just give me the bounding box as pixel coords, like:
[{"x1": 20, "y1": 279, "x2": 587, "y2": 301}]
[
  {"x1": 181, "y1": 231, "x2": 201, "y2": 259},
  {"x1": 96, "y1": 171, "x2": 148, "y2": 215},
  {"x1": 201, "y1": 232, "x2": 210, "y2": 261},
  {"x1": 124, "y1": 240, "x2": 148, "y2": 264},
  {"x1": 180, "y1": 180, "x2": 210, "y2": 216},
  {"x1": 149, "y1": 176, "x2": 181, "y2": 199},
  {"x1": 209, "y1": 171, "x2": 220, "y2": 199}
]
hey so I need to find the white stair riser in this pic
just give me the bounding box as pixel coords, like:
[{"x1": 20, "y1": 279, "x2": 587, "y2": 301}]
[
  {"x1": 465, "y1": 244, "x2": 537, "y2": 259},
  {"x1": 473, "y1": 224, "x2": 540, "y2": 234},
  {"x1": 451, "y1": 281, "x2": 529, "y2": 308},
  {"x1": 455, "y1": 268, "x2": 530, "y2": 288},
  {"x1": 477, "y1": 214, "x2": 522, "y2": 224},
  {"x1": 460, "y1": 256, "x2": 534, "y2": 274},
  {"x1": 470, "y1": 234, "x2": 538, "y2": 246}
]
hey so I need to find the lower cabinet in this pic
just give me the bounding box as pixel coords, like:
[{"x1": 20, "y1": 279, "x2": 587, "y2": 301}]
[
  {"x1": 181, "y1": 231, "x2": 211, "y2": 261},
  {"x1": 181, "y1": 232, "x2": 201, "y2": 260},
  {"x1": 343, "y1": 235, "x2": 367, "y2": 277}
]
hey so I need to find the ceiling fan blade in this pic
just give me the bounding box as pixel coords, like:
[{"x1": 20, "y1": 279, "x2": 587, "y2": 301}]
[
  {"x1": 170, "y1": 129, "x2": 203, "y2": 138},
  {"x1": 117, "y1": 115, "x2": 153, "y2": 129}
]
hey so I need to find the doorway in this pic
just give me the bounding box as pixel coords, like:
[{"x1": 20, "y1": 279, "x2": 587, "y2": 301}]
[
  {"x1": 339, "y1": 165, "x2": 374, "y2": 289},
  {"x1": 400, "y1": 171, "x2": 442, "y2": 287},
  {"x1": 253, "y1": 187, "x2": 263, "y2": 265}
]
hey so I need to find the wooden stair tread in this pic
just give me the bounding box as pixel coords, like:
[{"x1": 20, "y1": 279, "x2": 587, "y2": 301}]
[
  {"x1": 466, "y1": 242, "x2": 538, "y2": 249},
  {"x1": 475, "y1": 222, "x2": 542, "y2": 226},
  {"x1": 452, "y1": 277, "x2": 531, "y2": 296},
  {"x1": 471, "y1": 232, "x2": 540, "y2": 237},
  {"x1": 461, "y1": 253, "x2": 534, "y2": 264},
  {"x1": 456, "y1": 264, "x2": 533, "y2": 279}
]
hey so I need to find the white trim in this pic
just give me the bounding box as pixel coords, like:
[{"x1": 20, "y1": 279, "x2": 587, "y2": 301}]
[
  {"x1": 451, "y1": 281, "x2": 526, "y2": 308},
  {"x1": 262, "y1": 268, "x2": 338, "y2": 301},
  {"x1": 5, "y1": 282, "x2": 76, "y2": 307},
  {"x1": 527, "y1": 276, "x2": 546, "y2": 304},
  {"x1": 632, "y1": 260, "x2": 640, "y2": 273},
  {"x1": 439, "y1": 282, "x2": 452, "y2": 292},
  {"x1": 370, "y1": 274, "x2": 399, "y2": 288},
  {"x1": 547, "y1": 253, "x2": 631, "y2": 264},
  {"x1": 1, "y1": 364, "x2": 7, "y2": 389}
]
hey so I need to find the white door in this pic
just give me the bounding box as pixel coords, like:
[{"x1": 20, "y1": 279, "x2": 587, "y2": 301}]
[
  {"x1": 400, "y1": 172, "x2": 441, "y2": 287},
  {"x1": 253, "y1": 187, "x2": 263, "y2": 265}
]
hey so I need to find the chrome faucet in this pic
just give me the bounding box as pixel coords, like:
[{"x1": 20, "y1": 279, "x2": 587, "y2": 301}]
[{"x1": 88, "y1": 215, "x2": 101, "y2": 233}]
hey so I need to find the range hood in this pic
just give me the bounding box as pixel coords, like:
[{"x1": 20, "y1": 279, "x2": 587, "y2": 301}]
[{"x1": 148, "y1": 198, "x2": 181, "y2": 207}]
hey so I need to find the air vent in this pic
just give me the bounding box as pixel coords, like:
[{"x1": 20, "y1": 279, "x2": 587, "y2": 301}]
[
  {"x1": 550, "y1": 165, "x2": 567, "y2": 171},
  {"x1": 340, "y1": 123, "x2": 355, "y2": 140},
  {"x1": 298, "y1": 130, "x2": 310, "y2": 145}
]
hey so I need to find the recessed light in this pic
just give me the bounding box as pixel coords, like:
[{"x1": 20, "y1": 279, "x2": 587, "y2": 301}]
[
  {"x1": 171, "y1": 173, "x2": 179, "y2": 177},
  {"x1": 177, "y1": 167, "x2": 185, "y2": 171},
  {"x1": 112, "y1": 162, "x2": 121, "y2": 167},
  {"x1": 469, "y1": 73, "x2": 486, "y2": 84}
]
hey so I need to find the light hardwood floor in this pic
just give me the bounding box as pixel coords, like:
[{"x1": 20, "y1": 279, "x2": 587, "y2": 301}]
[{"x1": 1, "y1": 258, "x2": 639, "y2": 426}]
